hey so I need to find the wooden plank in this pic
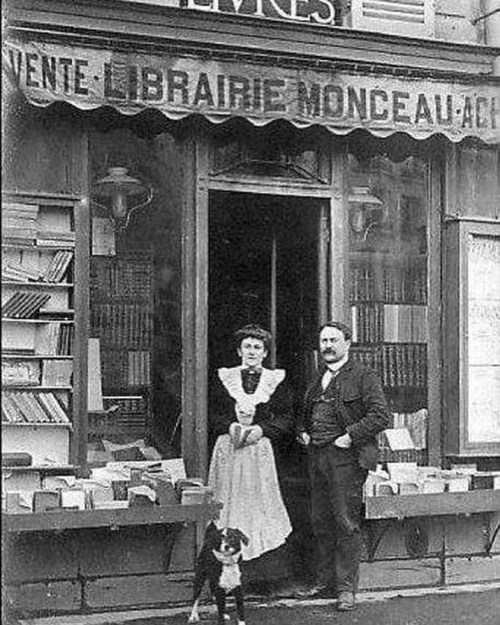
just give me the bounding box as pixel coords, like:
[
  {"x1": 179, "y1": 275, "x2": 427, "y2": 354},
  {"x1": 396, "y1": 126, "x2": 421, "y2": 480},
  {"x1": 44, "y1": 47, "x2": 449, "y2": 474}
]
[
  {"x1": 4, "y1": 533, "x2": 79, "y2": 583},
  {"x1": 359, "y1": 557, "x2": 441, "y2": 589},
  {"x1": 365, "y1": 491, "x2": 500, "y2": 520},
  {"x1": 362, "y1": 518, "x2": 442, "y2": 560},
  {"x1": 5, "y1": 581, "x2": 81, "y2": 613},
  {"x1": 444, "y1": 516, "x2": 489, "y2": 555},
  {"x1": 84, "y1": 572, "x2": 192, "y2": 609},
  {"x1": 5, "y1": 0, "x2": 496, "y2": 77},
  {"x1": 79, "y1": 526, "x2": 170, "y2": 577},
  {"x1": 446, "y1": 555, "x2": 500, "y2": 585},
  {"x1": 207, "y1": 177, "x2": 332, "y2": 197},
  {"x1": 2, "y1": 503, "x2": 222, "y2": 533},
  {"x1": 170, "y1": 524, "x2": 196, "y2": 572}
]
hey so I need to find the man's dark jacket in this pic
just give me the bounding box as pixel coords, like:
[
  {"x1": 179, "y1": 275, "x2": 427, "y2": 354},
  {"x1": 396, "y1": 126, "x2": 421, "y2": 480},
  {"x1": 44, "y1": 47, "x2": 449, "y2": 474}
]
[{"x1": 297, "y1": 358, "x2": 390, "y2": 468}]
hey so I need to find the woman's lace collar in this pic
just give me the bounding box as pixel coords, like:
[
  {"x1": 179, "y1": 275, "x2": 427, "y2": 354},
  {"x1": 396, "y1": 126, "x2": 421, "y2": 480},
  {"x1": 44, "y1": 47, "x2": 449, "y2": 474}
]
[{"x1": 218, "y1": 366, "x2": 285, "y2": 405}]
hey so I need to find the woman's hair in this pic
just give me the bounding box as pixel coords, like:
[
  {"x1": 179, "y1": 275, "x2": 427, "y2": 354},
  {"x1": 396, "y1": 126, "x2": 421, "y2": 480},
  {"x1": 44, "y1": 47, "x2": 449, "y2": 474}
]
[{"x1": 234, "y1": 324, "x2": 273, "y2": 350}]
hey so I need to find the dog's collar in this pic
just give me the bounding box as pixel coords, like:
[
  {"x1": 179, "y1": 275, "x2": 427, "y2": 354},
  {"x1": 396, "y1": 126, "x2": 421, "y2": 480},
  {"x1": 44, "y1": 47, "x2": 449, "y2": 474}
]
[
  {"x1": 212, "y1": 550, "x2": 242, "y2": 591},
  {"x1": 212, "y1": 550, "x2": 240, "y2": 567}
]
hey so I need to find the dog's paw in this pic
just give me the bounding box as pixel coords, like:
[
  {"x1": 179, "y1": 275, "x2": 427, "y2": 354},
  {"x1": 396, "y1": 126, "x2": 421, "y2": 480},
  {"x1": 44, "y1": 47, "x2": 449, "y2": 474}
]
[
  {"x1": 224, "y1": 615, "x2": 230, "y2": 621},
  {"x1": 187, "y1": 615, "x2": 200, "y2": 623}
]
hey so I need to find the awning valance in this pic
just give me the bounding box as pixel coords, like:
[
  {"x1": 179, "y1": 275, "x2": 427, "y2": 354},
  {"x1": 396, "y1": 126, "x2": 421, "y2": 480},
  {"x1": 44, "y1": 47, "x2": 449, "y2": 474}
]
[{"x1": 4, "y1": 39, "x2": 500, "y2": 144}]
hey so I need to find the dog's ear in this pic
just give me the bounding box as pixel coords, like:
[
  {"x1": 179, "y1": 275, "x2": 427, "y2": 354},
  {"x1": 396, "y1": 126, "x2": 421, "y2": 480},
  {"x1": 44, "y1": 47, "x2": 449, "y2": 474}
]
[
  {"x1": 235, "y1": 529, "x2": 249, "y2": 546},
  {"x1": 204, "y1": 522, "x2": 219, "y2": 543}
]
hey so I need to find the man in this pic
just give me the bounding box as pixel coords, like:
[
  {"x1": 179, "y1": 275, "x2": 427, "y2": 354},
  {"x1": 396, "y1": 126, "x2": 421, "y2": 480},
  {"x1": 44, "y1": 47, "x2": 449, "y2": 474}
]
[{"x1": 296, "y1": 321, "x2": 390, "y2": 611}]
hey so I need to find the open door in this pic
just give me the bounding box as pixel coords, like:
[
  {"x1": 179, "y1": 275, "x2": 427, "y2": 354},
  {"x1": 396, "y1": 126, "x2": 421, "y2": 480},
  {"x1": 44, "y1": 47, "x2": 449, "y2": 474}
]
[{"x1": 208, "y1": 191, "x2": 325, "y2": 401}]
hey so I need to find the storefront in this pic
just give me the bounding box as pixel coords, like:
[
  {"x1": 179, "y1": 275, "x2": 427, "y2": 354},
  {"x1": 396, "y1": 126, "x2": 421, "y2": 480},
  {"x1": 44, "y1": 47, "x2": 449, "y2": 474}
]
[{"x1": 2, "y1": 0, "x2": 500, "y2": 617}]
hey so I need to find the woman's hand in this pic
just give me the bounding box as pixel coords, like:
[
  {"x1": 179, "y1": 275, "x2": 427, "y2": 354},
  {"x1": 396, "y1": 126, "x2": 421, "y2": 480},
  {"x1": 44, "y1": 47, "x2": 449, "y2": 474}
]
[{"x1": 243, "y1": 425, "x2": 263, "y2": 446}]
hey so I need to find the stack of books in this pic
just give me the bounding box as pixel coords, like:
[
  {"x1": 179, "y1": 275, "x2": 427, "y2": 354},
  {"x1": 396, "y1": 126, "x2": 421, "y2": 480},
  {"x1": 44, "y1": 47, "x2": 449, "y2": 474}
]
[
  {"x1": 2, "y1": 292, "x2": 51, "y2": 318},
  {"x1": 2, "y1": 203, "x2": 39, "y2": 244}
]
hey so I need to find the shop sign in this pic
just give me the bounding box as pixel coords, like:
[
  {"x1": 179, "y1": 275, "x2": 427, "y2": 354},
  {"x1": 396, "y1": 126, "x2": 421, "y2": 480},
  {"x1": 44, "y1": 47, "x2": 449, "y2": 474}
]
[
  {"x1": 182, "y1": 0, "x2": 336, "y2": 26},
  {"x1": 3, "y1": 39, "x2": 499, "y2": 144}
]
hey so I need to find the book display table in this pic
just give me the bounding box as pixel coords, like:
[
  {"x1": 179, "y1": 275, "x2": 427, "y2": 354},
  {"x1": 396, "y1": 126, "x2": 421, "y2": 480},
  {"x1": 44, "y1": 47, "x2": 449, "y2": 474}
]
[
  {"x1": 3, "y1": 501, "x2": 221, "y2": 617},
  {"x1": 365, "y1": 490, "x2": 500, "y2": 520},
  {"x1": 2, "y1": 502, "x2": 221, "y2": 533}
]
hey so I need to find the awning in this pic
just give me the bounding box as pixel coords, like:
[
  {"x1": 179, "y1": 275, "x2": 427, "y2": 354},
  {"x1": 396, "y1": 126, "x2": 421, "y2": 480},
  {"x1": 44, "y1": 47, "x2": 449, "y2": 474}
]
[{"x1": 4, "y1": 38, "x2": 500, "y2": 144}]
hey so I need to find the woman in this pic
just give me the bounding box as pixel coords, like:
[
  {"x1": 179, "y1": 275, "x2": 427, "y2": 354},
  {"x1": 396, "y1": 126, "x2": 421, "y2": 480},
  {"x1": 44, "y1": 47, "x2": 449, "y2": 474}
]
[{"x1": 208, "y1": 324, "x2": 293, "y2": 561}]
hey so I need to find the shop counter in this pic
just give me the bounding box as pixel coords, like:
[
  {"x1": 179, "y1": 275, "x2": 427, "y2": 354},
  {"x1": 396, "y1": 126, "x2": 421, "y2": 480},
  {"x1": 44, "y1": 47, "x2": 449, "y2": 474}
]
[
  {"x1": 2, "y1": 502, "x2": 222, "y2": 533},
  {"x1": 365, "y1": 490, "x2": 500, "y2": 520}
]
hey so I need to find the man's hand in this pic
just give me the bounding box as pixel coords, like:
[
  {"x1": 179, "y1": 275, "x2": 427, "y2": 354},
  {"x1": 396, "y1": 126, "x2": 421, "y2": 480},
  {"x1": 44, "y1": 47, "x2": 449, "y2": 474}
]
[
  {"x1": 334, "y1": 433, "x2": 352, "y2": 449},
  {"x1": 297, "y1": 432, "x2": 311, "y2": 447}
]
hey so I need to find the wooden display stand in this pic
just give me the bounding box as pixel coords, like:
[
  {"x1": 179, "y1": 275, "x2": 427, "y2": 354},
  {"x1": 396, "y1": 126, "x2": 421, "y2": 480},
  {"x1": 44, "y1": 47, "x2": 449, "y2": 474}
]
[{"x1": 2, "y1": 191, "x2": 87, "y2": 469}]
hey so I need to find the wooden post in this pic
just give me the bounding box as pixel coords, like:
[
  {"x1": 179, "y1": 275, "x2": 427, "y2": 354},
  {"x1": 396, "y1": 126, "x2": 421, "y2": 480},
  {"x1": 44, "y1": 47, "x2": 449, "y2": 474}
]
[
  {"x1": 181, "y1": 128, "x2": 209, "y2": 481},
  {"x1": 329, "y1": 144, "x2": 349, "y2": 322},
  {"x1": 270, "y1": 230, "x2": 277, "y2": 367},
  {"x1": 427, "y1": 150, "x2": 444, "y2": 467},
  {"x1": 318, "y1": 202, "x2": 329, "y2": 325}
]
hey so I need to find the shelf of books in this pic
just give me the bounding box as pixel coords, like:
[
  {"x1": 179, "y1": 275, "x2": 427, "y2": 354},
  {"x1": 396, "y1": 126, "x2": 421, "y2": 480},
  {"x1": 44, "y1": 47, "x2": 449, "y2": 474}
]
[
  {"x1": 89, "y1": 249, "x2": 154, "y2": 442},
  {"x1": 349, "y1": 253, "x2": 429, "y2": 465},
  {"x1": 2, "y1": 193, "x2": 80, "y2": 468}
]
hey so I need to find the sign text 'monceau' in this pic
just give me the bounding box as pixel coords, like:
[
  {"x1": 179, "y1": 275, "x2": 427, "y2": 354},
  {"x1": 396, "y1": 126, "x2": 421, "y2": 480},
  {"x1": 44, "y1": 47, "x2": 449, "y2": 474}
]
[{"x1": 5, "y1": 42, "x2": 499, "y2": 143}]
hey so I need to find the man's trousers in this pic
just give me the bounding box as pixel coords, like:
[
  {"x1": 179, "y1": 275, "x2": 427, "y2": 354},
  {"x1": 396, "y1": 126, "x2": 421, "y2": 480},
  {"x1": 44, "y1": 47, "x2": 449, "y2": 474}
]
[{"x1": 308, "y1": 444, "x2": 367, "y2": 594}]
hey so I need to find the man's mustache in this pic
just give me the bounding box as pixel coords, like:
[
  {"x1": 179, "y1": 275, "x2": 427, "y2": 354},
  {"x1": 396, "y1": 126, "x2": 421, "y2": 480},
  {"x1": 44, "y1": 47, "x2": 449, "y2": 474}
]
[{"x1": 321, "y1": 348, "x2": 335, "y2": 353}]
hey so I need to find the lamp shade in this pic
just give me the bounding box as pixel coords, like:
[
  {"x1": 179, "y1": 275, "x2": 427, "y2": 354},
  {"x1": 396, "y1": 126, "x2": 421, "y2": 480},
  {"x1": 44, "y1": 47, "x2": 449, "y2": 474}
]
[
  {"x1": 348, "y1": 186, "x2": 383, "y2": 205},
  {"x1": 94, "y1": 167, "x2": 146, "y2": 198}
]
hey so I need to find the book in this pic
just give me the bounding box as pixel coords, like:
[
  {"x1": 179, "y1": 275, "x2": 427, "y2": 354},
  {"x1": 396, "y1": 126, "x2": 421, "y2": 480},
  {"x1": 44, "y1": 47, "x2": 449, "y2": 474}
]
[
  {"x1": 2, "y1": 292, "x2": 31, "y2": 317},
  {"x1": 8, "y1": 392, "x2": 35, "y2": 423},
  {"x1": 34, "y1": 322, "x2": 60, "y2": 354},
  {"x1": 41, "y1": 360, "x2": 73, "y2": 387},
  {"x1": 24, "y1": 391, "x2": 50, "y2": 423},
  {"x1": 17, "y1": 293, "x2": 51, "y2": 318},
  {"x1": 37, "y1": 392, "x2": 70, "y2": 423},
  {"x1": 2, "y1": 393, "x2": 23, "y2": 423},
  {"x1": 2, "y1": 360, "x2": 41, "y2": 386},
  {"x1": 43, "y1": 250, "x2": 73, "y2": 283}
]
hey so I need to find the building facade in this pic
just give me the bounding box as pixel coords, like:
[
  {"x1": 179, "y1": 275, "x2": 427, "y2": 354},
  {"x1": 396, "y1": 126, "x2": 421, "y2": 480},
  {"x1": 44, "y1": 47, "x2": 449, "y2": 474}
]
[{"x1": 2, "y1": 0, "x2": 500, "y2": 616}]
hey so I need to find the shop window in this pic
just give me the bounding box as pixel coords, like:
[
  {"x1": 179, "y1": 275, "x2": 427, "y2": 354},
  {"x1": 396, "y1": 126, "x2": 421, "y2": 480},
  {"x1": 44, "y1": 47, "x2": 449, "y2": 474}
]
[
  {"x1": 347, "y1": 153, "x2": 429, "y2": 464},
  {"x1": 88, "y1": 128, "x2": 183, "y2": 466},
  {"x1": 443, "y1": 220, "x2": 500, "y2": 457}
]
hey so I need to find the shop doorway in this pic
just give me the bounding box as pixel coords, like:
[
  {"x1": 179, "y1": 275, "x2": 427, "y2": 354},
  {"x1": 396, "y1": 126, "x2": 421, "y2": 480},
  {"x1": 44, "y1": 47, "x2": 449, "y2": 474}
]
[
  {"x1": 208, "y1": 190, "x2": 324, "y2": 583},
  {"x1": 208, "y1": 191, "x2": 323, "y2": 401}
]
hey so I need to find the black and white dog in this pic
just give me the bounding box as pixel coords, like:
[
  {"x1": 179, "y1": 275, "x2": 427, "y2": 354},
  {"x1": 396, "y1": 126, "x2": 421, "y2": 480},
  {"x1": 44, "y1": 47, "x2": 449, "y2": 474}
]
[{"x1": 188, "y1": 523, "x2": 249, "y2": 625}]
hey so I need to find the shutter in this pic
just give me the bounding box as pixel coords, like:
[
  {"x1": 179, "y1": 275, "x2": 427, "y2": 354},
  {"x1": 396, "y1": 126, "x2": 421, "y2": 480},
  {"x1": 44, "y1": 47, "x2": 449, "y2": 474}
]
[{"x1": 351, "y1": 0, "x2": 435, "y2": 38}]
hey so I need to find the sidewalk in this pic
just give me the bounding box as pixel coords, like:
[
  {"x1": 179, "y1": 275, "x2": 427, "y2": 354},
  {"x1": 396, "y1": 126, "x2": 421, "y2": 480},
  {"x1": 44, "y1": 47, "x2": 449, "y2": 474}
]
[{"x1": 17, "y1": 582, "x2": 500, "y2": 625}]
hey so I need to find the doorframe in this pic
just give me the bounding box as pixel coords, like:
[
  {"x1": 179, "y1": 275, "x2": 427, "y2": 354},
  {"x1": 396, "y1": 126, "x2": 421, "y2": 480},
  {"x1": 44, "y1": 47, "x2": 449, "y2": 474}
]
[{"x1": 182, "y1": 130, "x2": 345, "y2": 480}]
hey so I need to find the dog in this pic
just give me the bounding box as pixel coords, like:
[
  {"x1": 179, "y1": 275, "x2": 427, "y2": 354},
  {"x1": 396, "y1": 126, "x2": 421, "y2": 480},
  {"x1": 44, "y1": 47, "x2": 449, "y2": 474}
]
[{"x1": 188, "y1": 523, "x2": 249, "y2": 625}]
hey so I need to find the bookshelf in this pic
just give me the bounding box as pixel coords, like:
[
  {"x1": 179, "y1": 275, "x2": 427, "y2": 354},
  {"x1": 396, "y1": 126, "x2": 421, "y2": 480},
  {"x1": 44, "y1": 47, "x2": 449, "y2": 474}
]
[
  {"x1": 347, "y1": 154, "x2": 429, "y2": 464},
  {"x1": 2, "y1": 192, "x2": 83, "y2": 467}
]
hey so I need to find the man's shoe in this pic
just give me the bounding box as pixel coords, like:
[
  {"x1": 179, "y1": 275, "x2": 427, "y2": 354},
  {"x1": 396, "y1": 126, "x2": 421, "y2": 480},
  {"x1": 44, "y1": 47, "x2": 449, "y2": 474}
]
[
  {"x1": 337, "y1": 591, "x2": 356, "y2": 611},
  {"x1": 295, "y1": 582, "x2": 335, "y2": 599}
]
